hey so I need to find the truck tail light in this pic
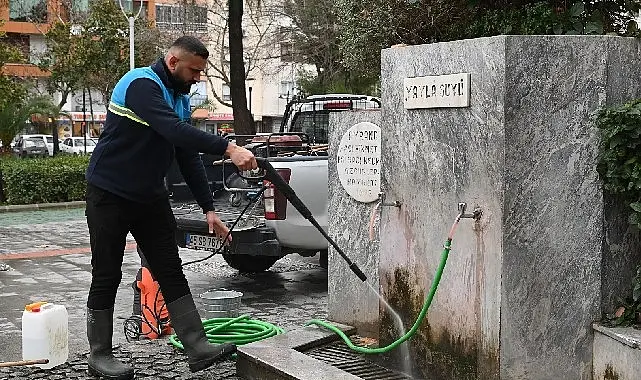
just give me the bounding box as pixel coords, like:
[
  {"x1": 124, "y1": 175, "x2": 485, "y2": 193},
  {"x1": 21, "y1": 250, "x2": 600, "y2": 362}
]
[{"x1": 263, "y1": 168, "x2": 291, "y2": 220}]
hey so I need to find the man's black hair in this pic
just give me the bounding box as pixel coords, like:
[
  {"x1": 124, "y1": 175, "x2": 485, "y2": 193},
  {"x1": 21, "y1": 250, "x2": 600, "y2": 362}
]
[{"x1": 171, "y1": 36, "x2": 209, "y2": 59}]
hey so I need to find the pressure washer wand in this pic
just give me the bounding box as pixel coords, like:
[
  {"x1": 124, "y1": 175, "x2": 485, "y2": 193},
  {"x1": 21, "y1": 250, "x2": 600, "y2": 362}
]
[{"x1": 255, "y1": 157, "x2": 367, "y2": 282}]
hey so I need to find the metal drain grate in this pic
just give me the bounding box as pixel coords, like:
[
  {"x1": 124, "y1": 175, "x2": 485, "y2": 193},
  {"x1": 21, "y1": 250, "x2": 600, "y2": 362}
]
[{"x1": 302, "y1": 340, "x2": 413, "y2": 380}]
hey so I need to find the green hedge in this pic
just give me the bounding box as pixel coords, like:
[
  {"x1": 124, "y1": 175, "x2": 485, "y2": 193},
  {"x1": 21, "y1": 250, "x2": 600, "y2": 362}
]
[
  {"x1": 596, "y1": 98, "x2": 641, "y2": 228},
  {"x1": 0, "y1": 155, "x2": 89, "y2": 205}
]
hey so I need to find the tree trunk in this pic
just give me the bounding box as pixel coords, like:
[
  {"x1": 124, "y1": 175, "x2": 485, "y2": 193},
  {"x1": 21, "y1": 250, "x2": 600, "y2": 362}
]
[
  {"x1": 228, "y1": 0, "x2": 255, "y2": 139},
  {"x1": 53, "y1": 89, "x2": 71, "y2": 156},
  {"x1": 51, "y1": 121, "x2": 59, "y2": 156}
]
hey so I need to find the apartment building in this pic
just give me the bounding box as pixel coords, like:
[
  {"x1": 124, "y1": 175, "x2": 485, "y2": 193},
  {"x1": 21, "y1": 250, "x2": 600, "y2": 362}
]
[
  {"x1": 1, "y1": 0, "x2": 308, "y2": 136},
  {"x1": 1, "y1": 0, "x2": 156, "y2": 137}
]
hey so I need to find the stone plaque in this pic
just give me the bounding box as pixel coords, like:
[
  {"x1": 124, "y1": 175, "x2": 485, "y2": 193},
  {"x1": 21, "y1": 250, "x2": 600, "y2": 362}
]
[
  {"x1": 404, "y1": 73, "x2": 471, "y2": 109},
  {"x1": 337, "y1": 122, "x2": 382, "y2": 203}
]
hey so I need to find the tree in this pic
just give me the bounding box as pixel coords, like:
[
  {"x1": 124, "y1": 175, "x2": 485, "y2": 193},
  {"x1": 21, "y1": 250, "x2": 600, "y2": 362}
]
[
  {"x1": 335, "y1": 0, "x2": 641, "y2": 84},
  {"x1": 204, "y1": 0, "x2": 284, "y2": 108},
  {"x1": 0, "y1": 24, "x2": 27, "y2": 113},
  {"x1": 82, "y1": 1, "x2": 129, "y2": 101},
  {"x1": 38, "y1": 21, "x2": 90, "y2": 110},
  {"x1": 0, "y1": 96, "x2": 59, "y2": 155},
  {"x1": 0, "y1": 22, "x2": 29, "y2": 150},
  {"x1": 38, "y1": 0, "x2": 166, "y2": 110},
  {"x1": 283, "y1": 0, "x2": 377, "y2": 95},
  {"x1": 228, "y1": 0, "x2": 255, "y2": 135}
]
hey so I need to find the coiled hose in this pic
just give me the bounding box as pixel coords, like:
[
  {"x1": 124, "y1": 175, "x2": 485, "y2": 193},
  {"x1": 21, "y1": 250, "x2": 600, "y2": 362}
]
[
  {"x1": 169, "y1": 314, "x2": 284, "y2": 349},
  {"x1": 170, "y1": 236, "x2": 451, "y2": 353}
]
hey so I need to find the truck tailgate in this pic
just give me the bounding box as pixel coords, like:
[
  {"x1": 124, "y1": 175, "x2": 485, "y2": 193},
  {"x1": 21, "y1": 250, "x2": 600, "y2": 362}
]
[
  {"x1": 265, "y1": 156, "x2": 328, "y2": 251},
  {"x1": 172, "y1": 199, "x2": 281, "y2": 257}
]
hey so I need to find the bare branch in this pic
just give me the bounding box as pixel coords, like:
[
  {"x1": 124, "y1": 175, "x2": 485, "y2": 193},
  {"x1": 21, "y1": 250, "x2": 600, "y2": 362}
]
[{"x1": 206, "y1": 74, "x2": 232, "y2": 108}]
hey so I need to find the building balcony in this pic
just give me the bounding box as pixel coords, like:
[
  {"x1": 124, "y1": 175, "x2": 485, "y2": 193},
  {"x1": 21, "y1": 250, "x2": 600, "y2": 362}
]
[{"x1": 1, "y1": 63, "x2": 49, "y2": 77}]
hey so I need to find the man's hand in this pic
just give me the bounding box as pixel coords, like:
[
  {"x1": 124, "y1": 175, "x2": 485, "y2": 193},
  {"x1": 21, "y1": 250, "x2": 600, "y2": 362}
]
[
  {"x1": 206, "y1": 211, "x2": 232, "y2": 245},
  {"x1": 226, "y1": 143, "x2": 257, "y2": 171}
]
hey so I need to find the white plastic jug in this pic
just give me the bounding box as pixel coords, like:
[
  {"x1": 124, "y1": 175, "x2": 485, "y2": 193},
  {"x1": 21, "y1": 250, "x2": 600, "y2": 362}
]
[{"x1": 21, "y1": 302, "x2": 69, "y2": 369}]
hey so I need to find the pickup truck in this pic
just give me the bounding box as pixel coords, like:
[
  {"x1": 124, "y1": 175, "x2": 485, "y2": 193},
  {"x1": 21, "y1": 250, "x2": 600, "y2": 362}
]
[{"x1": 172, "y1": 94, "x2": 381, "y2": 272}]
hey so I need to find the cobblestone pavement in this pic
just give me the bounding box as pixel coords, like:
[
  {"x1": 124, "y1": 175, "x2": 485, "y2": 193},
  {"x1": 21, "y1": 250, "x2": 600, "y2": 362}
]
[{"x1": 0, "y1": 206, "x2": 328, "y2": 379}]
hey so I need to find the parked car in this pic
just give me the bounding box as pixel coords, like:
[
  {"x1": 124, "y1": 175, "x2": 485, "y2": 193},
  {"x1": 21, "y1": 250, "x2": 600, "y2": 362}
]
[
  {"x1": 10, "y1": 134, "x2": 54, "y2": 156},
  {"x1": 12, "y1": 136, "x2": 49, "y2": 158},
  {"x1": 60, "y1": 137, "x2": 96, "y2": 155}
]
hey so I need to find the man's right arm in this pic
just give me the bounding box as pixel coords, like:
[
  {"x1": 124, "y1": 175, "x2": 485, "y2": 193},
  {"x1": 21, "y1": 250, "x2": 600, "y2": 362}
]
[
  {"x1": 126, "y1": 78, "x2": 257, "y2": 170},
  {"x1": 125, "y1": 78, "x2": 229, "y2": 155}
]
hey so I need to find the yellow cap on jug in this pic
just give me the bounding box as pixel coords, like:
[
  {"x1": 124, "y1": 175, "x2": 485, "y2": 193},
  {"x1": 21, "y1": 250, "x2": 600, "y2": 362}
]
[{"x1": 25, "y1": 302, "x2": 48, "y2": 312}]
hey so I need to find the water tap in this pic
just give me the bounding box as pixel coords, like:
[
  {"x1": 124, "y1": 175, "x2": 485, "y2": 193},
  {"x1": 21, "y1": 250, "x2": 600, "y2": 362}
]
[
  {"x1": 458, "y1": 202, "x2": 482, "y2": 219},
  {"x1": 378, "y1": 192, "x2": 402, "y2": 207}
]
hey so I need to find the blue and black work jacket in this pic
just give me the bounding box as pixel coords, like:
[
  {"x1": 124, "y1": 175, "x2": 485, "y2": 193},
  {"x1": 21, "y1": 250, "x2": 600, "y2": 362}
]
[{"x1": 86, "y1": 59, "x2": 228, "y2": 212}]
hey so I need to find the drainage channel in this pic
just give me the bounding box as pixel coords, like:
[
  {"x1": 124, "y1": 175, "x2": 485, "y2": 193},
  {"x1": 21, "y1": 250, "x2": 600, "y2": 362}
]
[{"x1": 301, "y1": 340, "x2": 413, "y2": 380}]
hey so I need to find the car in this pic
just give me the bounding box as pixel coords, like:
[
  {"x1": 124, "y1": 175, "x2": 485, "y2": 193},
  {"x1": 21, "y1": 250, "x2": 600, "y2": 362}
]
[
  {"x1": 12, "y1": 136, "x2": 49, "y2": 158},
  {"x1": 11, "y1": 134, "x2": 54, "y2": 156},
  {"x1": 60, "y1": 137, "x2": 96, "y2": 155}
]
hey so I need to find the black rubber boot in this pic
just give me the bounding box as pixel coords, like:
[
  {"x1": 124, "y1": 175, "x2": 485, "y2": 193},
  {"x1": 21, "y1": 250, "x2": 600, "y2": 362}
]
[
  {"x1": 87, "y1": 308, "x2": 135, "y2": 380},
  {"x1": 166, "y1": 294, "x2": 237, "y2": 372}
]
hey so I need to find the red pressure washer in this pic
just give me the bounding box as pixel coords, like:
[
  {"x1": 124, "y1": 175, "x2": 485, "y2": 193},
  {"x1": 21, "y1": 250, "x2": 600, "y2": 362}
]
[{"x1": 126, "y1": 249, "x2": 171, "y2": 341}]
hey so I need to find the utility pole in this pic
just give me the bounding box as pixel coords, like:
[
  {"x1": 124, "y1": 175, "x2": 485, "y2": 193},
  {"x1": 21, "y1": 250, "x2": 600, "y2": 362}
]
[
  {"x1": 118, "y1": 0, "x2": 144, "y2": 71},
  {"x1": 82, "y1": 89, "x2": 87, "y2": 155}
]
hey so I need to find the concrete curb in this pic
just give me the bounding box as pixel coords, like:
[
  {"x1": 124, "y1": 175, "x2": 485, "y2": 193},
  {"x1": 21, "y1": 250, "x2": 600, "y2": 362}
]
[{"x1": 0, "y1": 200, "x2": 86, "y2": 213}]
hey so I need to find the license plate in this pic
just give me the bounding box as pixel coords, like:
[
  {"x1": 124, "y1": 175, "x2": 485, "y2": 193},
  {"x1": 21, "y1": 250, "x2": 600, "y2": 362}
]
[{"x1": 185, "y1": 233, "x2": 223, "y2": 251}]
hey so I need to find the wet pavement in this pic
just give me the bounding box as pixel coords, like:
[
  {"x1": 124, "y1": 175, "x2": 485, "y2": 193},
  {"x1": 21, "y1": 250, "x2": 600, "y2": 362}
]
[{"x1": 0, "y1": 206, "x2": 328, "y2": 379}]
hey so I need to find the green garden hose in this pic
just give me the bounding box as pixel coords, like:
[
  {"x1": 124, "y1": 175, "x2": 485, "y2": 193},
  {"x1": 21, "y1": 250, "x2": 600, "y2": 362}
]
[
  {"x1": 306, "y1": 238, "x2": 452, "y2": 354},
  {"x1": 169, "y1": 314, "x2": 285, "y2": 349}
]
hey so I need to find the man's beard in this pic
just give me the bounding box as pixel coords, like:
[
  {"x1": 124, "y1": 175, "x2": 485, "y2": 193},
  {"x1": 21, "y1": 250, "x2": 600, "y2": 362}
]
[{"x1": 172, "y1": 75, "x2": 193, "y2": 95}]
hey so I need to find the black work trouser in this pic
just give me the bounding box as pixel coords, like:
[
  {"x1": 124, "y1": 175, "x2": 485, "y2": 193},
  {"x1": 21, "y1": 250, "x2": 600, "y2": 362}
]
[{"x1": 85, "y1": 184, "x2": 189, "y2": 310}]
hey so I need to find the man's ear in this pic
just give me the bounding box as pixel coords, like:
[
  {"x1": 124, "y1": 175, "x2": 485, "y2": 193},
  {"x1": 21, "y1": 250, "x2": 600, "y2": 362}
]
[{"x1": 167, "y1": 54, "x2": 179, "y2": 70}]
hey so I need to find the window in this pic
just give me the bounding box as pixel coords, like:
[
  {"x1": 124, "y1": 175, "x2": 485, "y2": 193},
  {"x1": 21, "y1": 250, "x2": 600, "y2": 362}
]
[
  {"x1": 5, "y1": 33, "x2": 29, "y2": 60},
  {"x1": 72, "y1": 0, "x2": 88, "y2": 14},
  {"x1": 155, "y1": 4, "x2": 207, "y2": 32},
  {"x1": 280, "y1": 81, "x2": 295, "y2": 98},
  {"x1": 9, "y1": 0, "x2": 47, "y2": 22},
  {"x1": 291, "y1": 112, "x2": 330, "y2": 144},
  {"x1": 280, "y1": 42, "x2": 293, "y2": 62},
  {"x1": 189, "y1": 81, "x2": 208, "y2": 108},
  {"x1": 278, "y1": 26, "x2": 291, "y2": 40},
  {"x1": 222, "y1": 84, "x2": 231, "y2": 101}
]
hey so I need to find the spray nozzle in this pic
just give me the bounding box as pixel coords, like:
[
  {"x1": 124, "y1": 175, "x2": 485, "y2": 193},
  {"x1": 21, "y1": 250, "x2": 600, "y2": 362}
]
[{"x1": 349, "y1": 263, "x2": 368, "y2": 282}]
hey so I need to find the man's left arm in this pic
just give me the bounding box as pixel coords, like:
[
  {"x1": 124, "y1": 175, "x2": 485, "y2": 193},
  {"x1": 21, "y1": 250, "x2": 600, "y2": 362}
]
[
  {"x1": 175, "y1": 147, "x2": 231, "y2": 241},
  {"x1": 175, "y1": 147, "x2": 214, "y2": 213}
]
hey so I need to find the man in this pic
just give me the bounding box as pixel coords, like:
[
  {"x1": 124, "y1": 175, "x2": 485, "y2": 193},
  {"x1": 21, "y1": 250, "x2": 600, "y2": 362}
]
[{"x1": 85, "y1": 36, "x2": 257, "y2": 380}]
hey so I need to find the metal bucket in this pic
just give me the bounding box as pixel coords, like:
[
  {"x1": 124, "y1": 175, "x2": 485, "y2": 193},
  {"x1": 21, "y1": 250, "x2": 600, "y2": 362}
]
[{"x1": 200, "y1": 290, "x2": 243, "y2": 318}]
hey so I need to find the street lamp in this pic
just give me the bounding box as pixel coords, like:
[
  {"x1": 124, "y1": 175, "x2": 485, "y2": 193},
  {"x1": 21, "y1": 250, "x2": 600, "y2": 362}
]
[{"x1": 118, "y1": 0, "x2": 144, "y2": 71}]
